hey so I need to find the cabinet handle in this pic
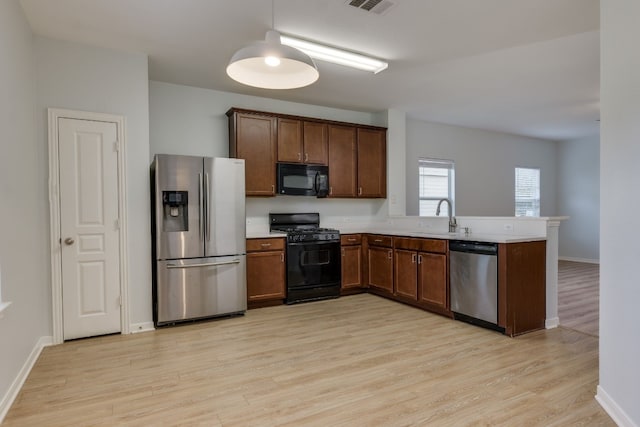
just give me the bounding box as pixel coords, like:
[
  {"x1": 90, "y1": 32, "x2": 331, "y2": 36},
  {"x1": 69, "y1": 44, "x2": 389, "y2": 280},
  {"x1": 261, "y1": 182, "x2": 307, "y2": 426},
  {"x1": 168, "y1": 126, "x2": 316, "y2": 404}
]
[
  {"x1": 418, "y1": 254, "x2": 423, "y2": 264},
  {"x1": 304, "y1": 153, "x2": 308, "y2": 162},
  {"x1": 280, "y1": 253, "x2": 284, "y2": 262},
  {"x1": 412, "y1": 253, "x2": 417, "y2": 264},
  {"x1": 358, "y1": 187, "x2": 363, "y2": 196},
  {"x1": 330, "y1": 187, "x2": 333, "y2": 195},
  {"x1": 261, "y1": 243, "x2": 272, "y2": 247},
  {"x1": 271, "y1": 184, "x2": 275, "y2": 193},
  {"x1": 298, "y1": 152, "x2": 301, "y2": 161},
  {"x1": 388, "y1": 250, "x2": 392, "y2": 260},
  {"x1": 341, "y1": 248, "x2": 345, "y2": 256}
]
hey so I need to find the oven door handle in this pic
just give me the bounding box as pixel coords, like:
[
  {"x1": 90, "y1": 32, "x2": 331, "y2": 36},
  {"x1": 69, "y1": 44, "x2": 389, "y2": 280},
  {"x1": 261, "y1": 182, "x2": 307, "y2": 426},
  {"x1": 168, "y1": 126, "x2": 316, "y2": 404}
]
[{"x1": 287, "y1": 241, "x2": 340, "y2": 246}]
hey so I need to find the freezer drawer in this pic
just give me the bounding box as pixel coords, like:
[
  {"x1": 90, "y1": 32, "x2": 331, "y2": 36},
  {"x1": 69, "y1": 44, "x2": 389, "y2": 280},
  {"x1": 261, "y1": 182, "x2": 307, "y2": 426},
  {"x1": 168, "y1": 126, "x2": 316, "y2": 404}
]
[{"x1": 155, "y1": 255, "x2": 247, "y2": 325}]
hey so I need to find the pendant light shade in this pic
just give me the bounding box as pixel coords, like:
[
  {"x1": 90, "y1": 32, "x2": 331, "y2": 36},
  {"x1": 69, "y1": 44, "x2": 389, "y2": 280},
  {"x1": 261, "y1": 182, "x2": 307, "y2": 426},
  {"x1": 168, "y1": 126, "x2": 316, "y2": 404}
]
[{"x1": 227, "y1": 30, "x2": 319, "y2": 89}]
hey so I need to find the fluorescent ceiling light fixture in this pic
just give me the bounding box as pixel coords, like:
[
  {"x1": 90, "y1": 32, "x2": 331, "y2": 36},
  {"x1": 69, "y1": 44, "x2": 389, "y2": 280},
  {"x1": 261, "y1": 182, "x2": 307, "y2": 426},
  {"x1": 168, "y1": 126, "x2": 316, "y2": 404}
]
[
  {"x1": 280, "y1": 35, "x2": 388, "y2": 74},
  {"x1": 227, "y1": 30, "x2": 319, "y2": 89}
]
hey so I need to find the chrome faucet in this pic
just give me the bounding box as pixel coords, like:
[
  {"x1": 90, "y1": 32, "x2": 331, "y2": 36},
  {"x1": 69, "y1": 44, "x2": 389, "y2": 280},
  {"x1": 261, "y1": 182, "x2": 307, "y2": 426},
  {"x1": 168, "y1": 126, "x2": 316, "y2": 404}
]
[{"x1": 436, "y1": 198, "x2": 457, "y2": 233}]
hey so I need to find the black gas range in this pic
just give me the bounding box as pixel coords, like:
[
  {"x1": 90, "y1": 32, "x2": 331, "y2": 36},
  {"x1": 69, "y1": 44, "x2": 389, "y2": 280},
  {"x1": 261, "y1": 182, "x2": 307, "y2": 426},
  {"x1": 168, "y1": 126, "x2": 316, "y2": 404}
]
[{"x1": 270, "y1": 213, "x2": 341, "y2": 304}]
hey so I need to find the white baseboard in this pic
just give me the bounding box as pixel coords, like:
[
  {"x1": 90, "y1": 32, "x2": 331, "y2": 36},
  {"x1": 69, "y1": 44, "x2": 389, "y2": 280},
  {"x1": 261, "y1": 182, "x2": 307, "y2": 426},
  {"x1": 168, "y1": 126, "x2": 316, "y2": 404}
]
[
  {"x1": 558, "y1": 256, "x2": 600, "y2": 264},
  {"x1": 0, "y1": 336, "x2": 53, "y2": 423},
  {"x1": 129, "y1": 322, "x2": 155, "y2": 334},
  {"x1": 596, "y1": 385, "x2": 638, "y2": 427},
  {"x1": 545, "y1": 317, "x2": 559, "y2": 329}
]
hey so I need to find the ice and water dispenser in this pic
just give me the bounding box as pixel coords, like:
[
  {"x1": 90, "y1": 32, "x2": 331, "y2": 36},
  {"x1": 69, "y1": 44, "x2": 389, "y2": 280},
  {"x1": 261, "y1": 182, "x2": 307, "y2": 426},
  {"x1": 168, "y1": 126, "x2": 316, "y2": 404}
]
[{"x1": 162, "y1": 191, "x2": 188, "y2": 232}]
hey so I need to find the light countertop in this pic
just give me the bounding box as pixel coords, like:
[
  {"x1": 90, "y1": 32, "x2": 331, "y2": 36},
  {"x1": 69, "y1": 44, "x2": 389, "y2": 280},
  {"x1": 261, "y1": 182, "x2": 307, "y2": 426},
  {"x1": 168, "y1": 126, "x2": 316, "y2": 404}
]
[{"x1": 247, "y1": 228, "x2": 544, "y2": 244}]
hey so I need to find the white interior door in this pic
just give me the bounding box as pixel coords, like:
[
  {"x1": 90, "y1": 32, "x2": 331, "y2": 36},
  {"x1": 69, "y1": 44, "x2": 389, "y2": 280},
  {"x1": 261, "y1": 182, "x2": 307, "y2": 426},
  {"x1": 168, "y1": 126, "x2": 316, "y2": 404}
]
[{"x1": 58, "y1": 118, "x2": 121, "y2": 340}]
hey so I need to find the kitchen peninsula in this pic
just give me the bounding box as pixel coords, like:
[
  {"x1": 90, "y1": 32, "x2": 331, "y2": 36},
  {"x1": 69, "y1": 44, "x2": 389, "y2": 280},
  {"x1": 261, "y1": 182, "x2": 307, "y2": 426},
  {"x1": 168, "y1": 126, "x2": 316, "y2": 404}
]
[{"x1": 247, "y1": 215, "x2": 564, "y2": 337}]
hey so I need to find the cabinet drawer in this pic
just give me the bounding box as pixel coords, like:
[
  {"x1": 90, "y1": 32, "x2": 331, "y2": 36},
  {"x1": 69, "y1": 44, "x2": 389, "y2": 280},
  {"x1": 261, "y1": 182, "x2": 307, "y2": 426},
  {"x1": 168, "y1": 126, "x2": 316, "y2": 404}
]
[
  {"x1": 367, "y1": 234, "x2": 393, "y2": 247},
  {"x1": 341, "y1": 234, "x2": 362, "y2": 246},
  {"x1": 394, "y1": 237, "x2": 447, "y2": 254},
  {"x1": 420, "y1": 239, "x2": 447, "y2": 254},
  {"x1": 246, "y1": 238, "x2": 285, "y2": 252}
]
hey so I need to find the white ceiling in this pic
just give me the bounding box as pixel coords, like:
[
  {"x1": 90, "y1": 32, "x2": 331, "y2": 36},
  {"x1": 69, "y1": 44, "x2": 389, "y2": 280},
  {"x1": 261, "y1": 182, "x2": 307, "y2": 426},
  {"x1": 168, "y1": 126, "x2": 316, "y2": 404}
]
[{"x1": 19, "y1": 0, "x2": 600, "y2": 141}]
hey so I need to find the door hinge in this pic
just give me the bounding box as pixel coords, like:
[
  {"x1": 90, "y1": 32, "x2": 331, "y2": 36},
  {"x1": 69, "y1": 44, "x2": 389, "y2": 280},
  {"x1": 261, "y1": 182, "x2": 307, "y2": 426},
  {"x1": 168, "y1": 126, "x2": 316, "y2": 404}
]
[{"x1": 113, "y1": 140, "x2": 119, "y2": 152}]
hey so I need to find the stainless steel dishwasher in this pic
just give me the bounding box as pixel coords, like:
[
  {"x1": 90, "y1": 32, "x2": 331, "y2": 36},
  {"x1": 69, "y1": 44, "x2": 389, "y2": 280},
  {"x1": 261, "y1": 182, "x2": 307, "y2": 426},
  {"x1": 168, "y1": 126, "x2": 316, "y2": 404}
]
[{"x1": 449, "y1": 240, "x2": 503, "y2": 332}]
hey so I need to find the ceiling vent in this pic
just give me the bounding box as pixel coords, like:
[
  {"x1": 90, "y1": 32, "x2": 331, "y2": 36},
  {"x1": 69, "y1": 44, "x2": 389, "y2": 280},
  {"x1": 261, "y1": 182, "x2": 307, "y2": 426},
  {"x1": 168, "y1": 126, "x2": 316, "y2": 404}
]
[{"x1": 346, "y1": 0, "x2": 396, "y2": 15}]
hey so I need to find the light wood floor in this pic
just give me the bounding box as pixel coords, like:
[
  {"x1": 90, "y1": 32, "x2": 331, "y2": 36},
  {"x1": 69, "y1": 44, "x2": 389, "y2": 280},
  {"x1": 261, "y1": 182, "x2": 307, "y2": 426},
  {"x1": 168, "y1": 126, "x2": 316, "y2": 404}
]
[
  {"x1": 558, "y1": 260, "x2": 600, "y2": 336},
  {"x1": 5, "y1": 294, "x2": 612, "y2": 426}
]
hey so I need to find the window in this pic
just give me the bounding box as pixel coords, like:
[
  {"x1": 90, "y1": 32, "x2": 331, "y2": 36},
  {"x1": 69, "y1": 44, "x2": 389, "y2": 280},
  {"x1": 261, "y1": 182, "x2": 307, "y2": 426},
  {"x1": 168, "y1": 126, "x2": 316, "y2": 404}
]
[
  {"x1": 515, "y1": 167, "x2": 540, "y2": 217},
  {"x1": 419, "y1": 158, "x2": 455, "y2": 216}
]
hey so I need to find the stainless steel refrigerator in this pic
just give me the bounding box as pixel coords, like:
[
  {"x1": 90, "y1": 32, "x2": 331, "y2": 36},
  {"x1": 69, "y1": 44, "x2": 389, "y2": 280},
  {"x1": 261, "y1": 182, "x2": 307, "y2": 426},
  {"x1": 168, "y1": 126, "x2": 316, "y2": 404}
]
[{"x1": 151, "y1": 154, "x2": 246, "y2": 326}]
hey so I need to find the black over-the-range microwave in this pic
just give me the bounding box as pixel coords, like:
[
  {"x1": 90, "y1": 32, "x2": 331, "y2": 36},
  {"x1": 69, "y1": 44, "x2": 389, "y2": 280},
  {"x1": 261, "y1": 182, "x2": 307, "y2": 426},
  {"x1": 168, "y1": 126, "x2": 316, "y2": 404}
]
[{"x1": 276, "y1": 163, "x2": 329, "y2": 198}]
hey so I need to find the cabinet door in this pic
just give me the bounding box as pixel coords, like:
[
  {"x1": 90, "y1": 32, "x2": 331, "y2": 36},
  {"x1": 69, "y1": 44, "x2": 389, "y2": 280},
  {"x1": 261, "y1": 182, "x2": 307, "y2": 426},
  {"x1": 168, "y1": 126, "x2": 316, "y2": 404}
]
[
  {"x1": 277, "y1": 118, "x2": 303, "y2": 163},
  {"x1": 368, "y1": 246, "x2": 393, "y2": 293},
  {"x1": 328, "y1": 125, "x2": 357, "y2": 197},
  {"x1": 394, "y1": 249, "x2": 418, "y2": 300},
  {"x1": 303, "y1": 121, "x2": 328, "y2": 165},
  {"x1": 247, "y1": 251, "x2": 285, "y2": 301},
  {"x1": 357, "y1": 128, "x2": 386, "y2": 198},
  {"x1": 341, "y1": 245, "x2": 362, "y2": 289},
  {"x1": 418, "y1": 252, "x2": 447, "y2": 308},
  {"x1": 235, "y1": 113, "x2": 277, "y2": 196}
]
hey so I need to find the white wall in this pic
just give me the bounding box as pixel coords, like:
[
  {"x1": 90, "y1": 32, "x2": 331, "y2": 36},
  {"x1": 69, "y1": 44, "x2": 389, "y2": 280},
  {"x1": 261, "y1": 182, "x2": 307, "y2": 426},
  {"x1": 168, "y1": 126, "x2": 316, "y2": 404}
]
[
  {"x1": 35, "y1": 38, "x2": 152, "y2": 327},
  {"x1": 557, "y1": 135, "x2": 600, "y2": 262},
  {"x1": 598, "y1": 1, "x2": 640, "y2": 425},
  {"x1": 149, "y1": 81, "x2": 388, "y2": 226},
  {"x1": 406, "y1": 119, "x2": 558, "y2": 217},
  {"x1": 0, "y1": 0, "x2": 49, "y2": 417}
]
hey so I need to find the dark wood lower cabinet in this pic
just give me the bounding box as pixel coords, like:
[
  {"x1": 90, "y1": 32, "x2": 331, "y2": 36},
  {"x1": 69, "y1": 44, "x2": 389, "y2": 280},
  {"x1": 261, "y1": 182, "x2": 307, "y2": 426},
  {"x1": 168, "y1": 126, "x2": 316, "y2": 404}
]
[
  {"x1": 246, "y1": 238, "x2": 286, "y2": 308},
  {"x1": 367, "y1": 246, "x2": 393, "y2": 293},
  {"x1": 418, "y1": 252, "x2": 447, "y2": 309},
  {"x1": 394, "y1": 249, "x2": 418, "y2": 300},
  {"x1": 341, "y1": 245, "x2": 362, "y2": 289},
  {"x1": 498, "y1": 241, "x2": 546, "y2": 336}
]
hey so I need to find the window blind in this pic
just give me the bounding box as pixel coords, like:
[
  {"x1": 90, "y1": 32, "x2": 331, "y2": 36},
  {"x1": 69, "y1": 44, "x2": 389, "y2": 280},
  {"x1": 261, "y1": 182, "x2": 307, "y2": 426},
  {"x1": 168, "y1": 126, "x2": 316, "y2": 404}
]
[
  {"x1": 419, "y1": 159, "x2": 454, "y2": 216},
  {"x1": 515, "y1": 167, "x2": 540, "y2": 217}
]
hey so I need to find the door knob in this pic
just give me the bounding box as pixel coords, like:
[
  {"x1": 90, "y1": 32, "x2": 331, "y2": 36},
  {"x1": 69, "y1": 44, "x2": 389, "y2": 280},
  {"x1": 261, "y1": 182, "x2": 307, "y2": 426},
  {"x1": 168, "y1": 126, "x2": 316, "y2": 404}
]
[{"x1": 64, "y1": 237, "x2": 75, "y2": 245}]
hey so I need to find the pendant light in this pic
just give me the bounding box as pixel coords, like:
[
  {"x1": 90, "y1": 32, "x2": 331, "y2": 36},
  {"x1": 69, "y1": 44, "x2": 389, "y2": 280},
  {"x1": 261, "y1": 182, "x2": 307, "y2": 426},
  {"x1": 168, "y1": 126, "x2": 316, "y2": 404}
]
[{"x1": 226, "y1": 1, "x2": 319, "y2": 89}]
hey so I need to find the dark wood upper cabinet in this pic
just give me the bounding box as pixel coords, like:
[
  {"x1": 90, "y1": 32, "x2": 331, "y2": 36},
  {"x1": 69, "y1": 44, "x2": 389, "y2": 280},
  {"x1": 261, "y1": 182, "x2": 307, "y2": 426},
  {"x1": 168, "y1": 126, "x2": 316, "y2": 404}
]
[
  {"x1": 277, "y1": 119, "x2": 328, "y2": 165},
  {"x1": 357, "y1": 128, "x2": 386, "y2": 198},
  {"x1": 228, "y1": 108, "x2": 386, "y2": 198},
  {"x1": 327, "y1": 125, "x2": 357, "y2": 197},
  {"x1": 277, "y1": 118, "x2": 303, "y2": 163},
  {"x1": 303, "y1": 121, "x2": 328, "y2": 165},
  {"x1": 228, "y1": 111, "x2": 277, "y2": 196}
]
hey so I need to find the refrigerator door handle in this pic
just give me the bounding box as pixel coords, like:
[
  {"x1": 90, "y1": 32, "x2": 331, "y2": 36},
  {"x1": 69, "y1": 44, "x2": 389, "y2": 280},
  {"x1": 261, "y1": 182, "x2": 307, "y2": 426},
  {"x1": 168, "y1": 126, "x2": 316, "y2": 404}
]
[
  {"x1": 198, "y1": 172, "x2": 204, "y2": 242},
  {"x1": 205, "y1": 172, "x2": 211, "y2": 242},
  {"x1": 166, "y1": 259, "x2": 242, "y2": 269}
]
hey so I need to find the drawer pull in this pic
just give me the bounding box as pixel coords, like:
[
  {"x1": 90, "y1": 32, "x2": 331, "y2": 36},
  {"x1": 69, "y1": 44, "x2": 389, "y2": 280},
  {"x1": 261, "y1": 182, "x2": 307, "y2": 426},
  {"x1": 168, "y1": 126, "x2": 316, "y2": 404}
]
[
  {"x1": 374, "y1": 239, "x2": 383, "y2": 243},
  {"x1": 347, "y1": 238, "x2": 356, "y2": 242},
  {"x1": 261, "y1": 243, "x2": 272, "y2": 247}
]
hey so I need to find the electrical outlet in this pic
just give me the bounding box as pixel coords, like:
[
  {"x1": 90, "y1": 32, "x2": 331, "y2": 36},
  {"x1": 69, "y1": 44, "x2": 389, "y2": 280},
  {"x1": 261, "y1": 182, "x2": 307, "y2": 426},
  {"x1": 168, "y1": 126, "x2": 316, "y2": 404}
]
[{"x1": 503, "y1": 224, "x2": 513, "y2": 231}]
